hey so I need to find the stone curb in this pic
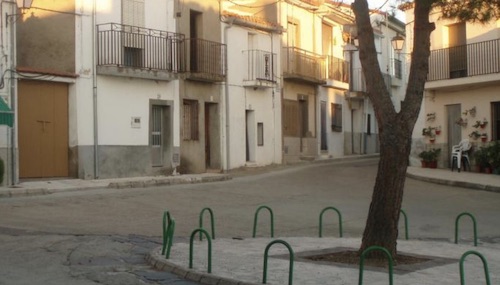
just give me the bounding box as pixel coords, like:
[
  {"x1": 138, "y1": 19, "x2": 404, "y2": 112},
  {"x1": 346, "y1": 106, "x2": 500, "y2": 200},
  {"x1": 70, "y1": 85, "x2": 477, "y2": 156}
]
[
  {"x1": 107, "y1": 175, "x2": 232, "y2": 189},
  {"x1": 0, "y1": 175, "x2": 232, "y2": 199},
  {"x1": 146, "y1": 247, "x2": 261, "y2": 285},
  {"x1": 0, "y1": 186, "x2": 103, "y2": 198},
  {"x1": 406, "y1": 172, "x2": 500, "y2": 193}
]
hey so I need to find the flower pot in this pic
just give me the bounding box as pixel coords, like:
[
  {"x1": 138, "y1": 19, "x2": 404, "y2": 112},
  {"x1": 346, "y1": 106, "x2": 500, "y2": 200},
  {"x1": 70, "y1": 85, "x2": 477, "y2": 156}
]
[
  {"x1": 484, "y1": 167, "x2": 492, "y2": 174},
  {"x1": 474, "y1": 165, "x2": 481, "y2": 173},
  {"x1": 428, "y1": 161, "x2": 437, "y2": 169},
  {"x1": 435, "y1": 130, "x2": 441, "y2": 135},
  {"x1": 421, "y1": 161, "x2": 428, "y2": 168},
  {"x1": 429, "y1": 138, "x2": 436, "y2": 143},
  {"x1": 481, "y1": 137, "x2": 487, "y2": 142}
]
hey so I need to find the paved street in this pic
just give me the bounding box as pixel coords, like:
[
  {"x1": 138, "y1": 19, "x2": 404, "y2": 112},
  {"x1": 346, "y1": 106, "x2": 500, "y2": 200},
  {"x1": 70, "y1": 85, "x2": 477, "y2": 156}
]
[{"x1": 1, "y1": 157, "x2": 499, "y2": 284}]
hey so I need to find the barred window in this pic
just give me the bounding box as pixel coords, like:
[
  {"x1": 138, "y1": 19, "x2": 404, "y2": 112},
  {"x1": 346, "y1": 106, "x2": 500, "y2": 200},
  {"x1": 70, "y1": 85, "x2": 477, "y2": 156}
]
[
  {"x1": 331, "y1": 103, "x2": 342, "y2": 132},
  {"x1": 183, "y1": 100, "x2": 199, "y2": 140}
]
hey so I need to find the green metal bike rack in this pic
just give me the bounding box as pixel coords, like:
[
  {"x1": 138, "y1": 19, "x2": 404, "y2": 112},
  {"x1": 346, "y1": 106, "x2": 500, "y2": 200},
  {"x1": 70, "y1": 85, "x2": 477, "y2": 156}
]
[
  {"x1": 253, "y1": 205, "x2": 274, "y2": 238},
  {"x1": 358, "y1": 246, "x2": 394, "y2": 285},
  {"x1": 455, "y1": 212, "x2": 478, "y2": 246},
  {"x1": 262, "y1": 239, "x2": 295, "y2": 285},
  {"x1": 199, "y1": 207, "x2": 215, "y2": 241},
  {"x1": 189, "y1": 228, "x2": 212, "y2": 273},
  {"x1": 318, "y1": 207, "x2": 343, "y2": 238},
  {"x1": 459, "y1": 250, "x2": 491, "y2": 285},
  {"x1": 162, "y1": 211, "x2": 175, "y2": 259},
  {"x1": 400, "y1": 209, "x2": 409, "y2": 240}
]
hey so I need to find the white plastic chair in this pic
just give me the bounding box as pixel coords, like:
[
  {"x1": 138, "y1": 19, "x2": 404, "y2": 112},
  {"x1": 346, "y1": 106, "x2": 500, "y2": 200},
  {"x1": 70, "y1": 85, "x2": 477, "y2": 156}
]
[{"x1": 451, "y1": 139, "x2": 471, "y2": 172}]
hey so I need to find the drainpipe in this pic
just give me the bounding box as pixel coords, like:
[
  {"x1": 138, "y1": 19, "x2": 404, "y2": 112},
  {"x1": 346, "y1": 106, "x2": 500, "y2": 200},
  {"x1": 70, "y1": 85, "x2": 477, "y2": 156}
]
[
  {"x1": 92, "y1": 0, "x2": 99, "y2": 178},
  {"x1": 9, "y1": 3, "x2": 16, "y2": 184},
  {"x1": 223, "y1": 18, "x2": 234, "y2": 172}
]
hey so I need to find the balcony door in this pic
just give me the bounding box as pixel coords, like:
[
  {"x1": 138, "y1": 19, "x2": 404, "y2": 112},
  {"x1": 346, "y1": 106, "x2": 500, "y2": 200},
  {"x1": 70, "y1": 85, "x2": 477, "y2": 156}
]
[
  {"x1": 190, "y1": 10, "x2": 202, "y2": 72},
  {"x1": 448, "y1": 23, "x2": 467, "y2": 78}
]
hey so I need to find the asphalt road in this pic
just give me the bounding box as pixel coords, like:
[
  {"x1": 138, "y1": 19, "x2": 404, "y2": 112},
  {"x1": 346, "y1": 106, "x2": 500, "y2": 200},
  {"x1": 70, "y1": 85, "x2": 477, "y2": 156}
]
[{"x1": 1, "y1": 157, "x2": 499, "y2": 284}]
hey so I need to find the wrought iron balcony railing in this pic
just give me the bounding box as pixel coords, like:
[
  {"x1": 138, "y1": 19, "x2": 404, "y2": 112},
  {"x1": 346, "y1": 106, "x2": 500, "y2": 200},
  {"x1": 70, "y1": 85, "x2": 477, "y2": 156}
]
[
  {"x1": 327, "y1": 56, "x2": 349, "y2": 83},
  {"x1": 97, "y1": 23, "x2": 185, "y2": 74},
  {"x1": 351, "y1": 68, "x2": 392, "y2": 95},
  {"x1": 243, "y1": 50, "x2": 277, "y2": 84},
  {"x1": 428, "y1": 38, "x2": 500, "y2": 81},
  {"x1": 282, "y1": 47, "x2": 326, "y2": 84},
  {"x1": 186, "y1": 38, "x2": 226, "y2": 82}
]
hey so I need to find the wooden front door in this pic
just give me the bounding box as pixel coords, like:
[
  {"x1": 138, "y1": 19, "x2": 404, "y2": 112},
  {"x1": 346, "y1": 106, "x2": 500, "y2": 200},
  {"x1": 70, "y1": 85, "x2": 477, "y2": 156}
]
[{"x1": 18, "y1": 80, "x2": 69, "y2": 178}]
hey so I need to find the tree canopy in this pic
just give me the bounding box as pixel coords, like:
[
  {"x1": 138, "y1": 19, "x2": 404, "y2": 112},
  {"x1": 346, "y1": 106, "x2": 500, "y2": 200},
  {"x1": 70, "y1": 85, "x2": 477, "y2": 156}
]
[{"x1": 435, "y1": 0, "x2": 500, "y2": 23}]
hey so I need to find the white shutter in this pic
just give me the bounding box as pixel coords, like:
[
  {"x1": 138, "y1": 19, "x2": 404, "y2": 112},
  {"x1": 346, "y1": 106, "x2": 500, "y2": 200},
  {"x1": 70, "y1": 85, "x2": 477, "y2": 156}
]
[{"x1": 122, "y1": 0, "x2": 145, "y2": 27}]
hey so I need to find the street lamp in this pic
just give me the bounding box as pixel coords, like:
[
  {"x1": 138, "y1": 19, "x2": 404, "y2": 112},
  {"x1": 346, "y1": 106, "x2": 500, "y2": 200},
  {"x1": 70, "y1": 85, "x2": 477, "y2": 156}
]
[
  {"x1": 16, "y1": 0, "x2": 34, "y2": 10},
  {"x1": 391, "y1": 34, "x2": 405, "y2": 53},
  {"x1": 344, "y1": 40, "x2": 358, "y2": 155}
]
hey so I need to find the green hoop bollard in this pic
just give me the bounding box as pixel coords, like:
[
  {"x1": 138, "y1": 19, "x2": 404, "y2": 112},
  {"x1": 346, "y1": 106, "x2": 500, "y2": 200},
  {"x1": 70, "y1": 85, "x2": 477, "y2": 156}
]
[
  {"x1": 459, "y1": 250, "x2": 491, "y2": 285},
  {"x1": 400, "y1": 209, "x2": 409, "y2": 240},
  {"x1": 318, "y1": 207, "x2": 343, "y2": 238},
  {"x1": 162, "y1": 211, "x2": 175, "y2": 259},
  {"x1": 253, "y1": 205, "x2": 274, "y2": 238},
  {"x1": 189, "y1": 228, "x2": 212, "y2": 273},
  {"x1": 199, "y1": 207, "x2": 215, "y2": 241},
  {"x1": 358, "y1": 246, "x2": 394, "y2": 285},
  {"x1": 262, "y1": 240, "x2": 295, "y2": 285},
  {"x1": 455, "y1": 212, "x2": 478, "y2": 246}
]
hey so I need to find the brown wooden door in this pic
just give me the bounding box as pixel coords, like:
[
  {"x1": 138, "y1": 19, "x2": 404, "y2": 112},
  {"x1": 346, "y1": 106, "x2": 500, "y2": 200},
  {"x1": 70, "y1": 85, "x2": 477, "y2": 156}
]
[{"x1": 18, "y1": 80, "x2": 69, "y2": 178}]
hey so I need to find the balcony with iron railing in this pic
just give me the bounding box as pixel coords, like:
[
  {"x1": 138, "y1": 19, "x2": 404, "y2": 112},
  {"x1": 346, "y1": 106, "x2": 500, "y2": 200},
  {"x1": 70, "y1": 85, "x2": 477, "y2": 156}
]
[
  {"x1": 96, "y1": 23, "x2": 185, "y2": 80},
  {"x1": 350, "y1": 68, "x2": 392, "y2": 96},
  {"x1": 186, "y1": 38, "x2": 226, "y2": 82},
  {"x1": 282, "y1": 47, "x2": 326, "y2": 84},
  {"x1": 326, "y1": 56, "x2": 349, "y2": 88},
  {"x1": 242, "y1": 50, "x2": 277, "y2": 88},
  {"x1": 427, "y1": 39, "x2": 500, "y2": 87}
]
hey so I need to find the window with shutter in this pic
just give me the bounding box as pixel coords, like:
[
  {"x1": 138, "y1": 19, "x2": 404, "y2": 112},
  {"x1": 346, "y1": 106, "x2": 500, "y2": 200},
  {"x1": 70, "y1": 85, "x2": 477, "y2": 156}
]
[
  {"x1": 331, "y1": 103, "x2": 342, "y2": 132},
  {"x1": 122, "y1": 0, "x2": 145, "y2": 27}
]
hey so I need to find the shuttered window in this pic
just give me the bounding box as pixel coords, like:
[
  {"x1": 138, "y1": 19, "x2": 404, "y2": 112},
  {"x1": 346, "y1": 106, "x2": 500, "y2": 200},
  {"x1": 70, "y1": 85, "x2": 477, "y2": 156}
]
[
  {"x1": 331, "y1": 103, "x2": 342, "y2": 132},
  {"x1": 122, "y1": 0, "x2": 145, "y2": 27},
  {"x1": 183, "y1": 100, "x2": 199, "y2": 141},
  {"x1": 283, "y1": 100, "x2": 299, "y2": 137}
]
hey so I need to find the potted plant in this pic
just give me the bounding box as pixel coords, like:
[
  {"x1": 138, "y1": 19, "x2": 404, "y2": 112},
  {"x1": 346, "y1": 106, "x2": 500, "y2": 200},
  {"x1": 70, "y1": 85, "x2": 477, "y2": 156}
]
[
  {"x1": 435, "y1": 126, "x2": 441, "y2": 135},
  {"x1": 473, "y1": 119, "x2": 488, "y2": 129},
  {"x1": 488, "y1": 141, "x2": 500, "y2": 174},
  {"x1": 481, "y1": 133, "x2": 488, "y2": 142},
  {"x1": 474, "y1": 146, "x2": 491, "y2": 173},
  {"x1": 469, "y1": 130, "x2": 481, "y2": 140},
  {"x1": 419, "y1": 148, "x2": 441, "y2": 168},
  {"x1": 422, "y1": 126, "x2": 433, "y2": 137}
]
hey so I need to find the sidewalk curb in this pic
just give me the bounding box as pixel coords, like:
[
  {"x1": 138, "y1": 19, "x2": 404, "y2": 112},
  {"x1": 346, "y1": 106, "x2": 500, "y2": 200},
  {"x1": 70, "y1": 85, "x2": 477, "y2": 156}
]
[
  {"x1": 406, "y1": 172, "x2": 500, "y2": 193},
  {"x1": 107, "y1": 175, "x2": 232, "y2": 189},
  {"x1": 0, "y1": 175, "x2": 232, "y2": 198},
  {"x1": 146, "y1": 247, "x2": 261, "y2": 285}
]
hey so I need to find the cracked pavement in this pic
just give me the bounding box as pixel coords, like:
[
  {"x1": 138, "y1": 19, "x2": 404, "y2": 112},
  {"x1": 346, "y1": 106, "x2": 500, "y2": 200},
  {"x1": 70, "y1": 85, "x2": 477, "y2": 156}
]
[{"x1": 0, "y1": 228, "x2": 199, "y2": 285}]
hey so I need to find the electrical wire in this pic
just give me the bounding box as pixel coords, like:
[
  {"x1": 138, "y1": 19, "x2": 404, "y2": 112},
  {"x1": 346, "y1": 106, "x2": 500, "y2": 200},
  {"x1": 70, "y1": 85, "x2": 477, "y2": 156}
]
[{"x1": 0, "y1": 69, "x2": 56, "y2": 89}]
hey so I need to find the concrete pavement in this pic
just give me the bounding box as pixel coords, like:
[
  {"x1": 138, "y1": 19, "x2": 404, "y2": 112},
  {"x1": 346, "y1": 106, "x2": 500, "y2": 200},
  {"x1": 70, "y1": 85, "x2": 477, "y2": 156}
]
[{"x1": 1, "y1": 156, "x2": 500, "y2": 285}]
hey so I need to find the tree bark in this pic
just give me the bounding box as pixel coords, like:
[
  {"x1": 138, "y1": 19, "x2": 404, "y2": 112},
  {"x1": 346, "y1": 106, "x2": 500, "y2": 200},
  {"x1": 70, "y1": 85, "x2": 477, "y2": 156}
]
[{"x1": 352, "y1": 0, "x2": 435, "y2": 258}]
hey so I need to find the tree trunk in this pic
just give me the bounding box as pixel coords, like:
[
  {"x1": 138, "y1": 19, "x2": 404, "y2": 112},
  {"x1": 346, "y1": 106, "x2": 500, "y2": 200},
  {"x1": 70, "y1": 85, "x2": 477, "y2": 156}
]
[
  {"x1": 359, "y1": 124, "x2": 412, "y2": 257},
  {"x1": 352, "y1": 0, "x2": 436, "y2": 258}
]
